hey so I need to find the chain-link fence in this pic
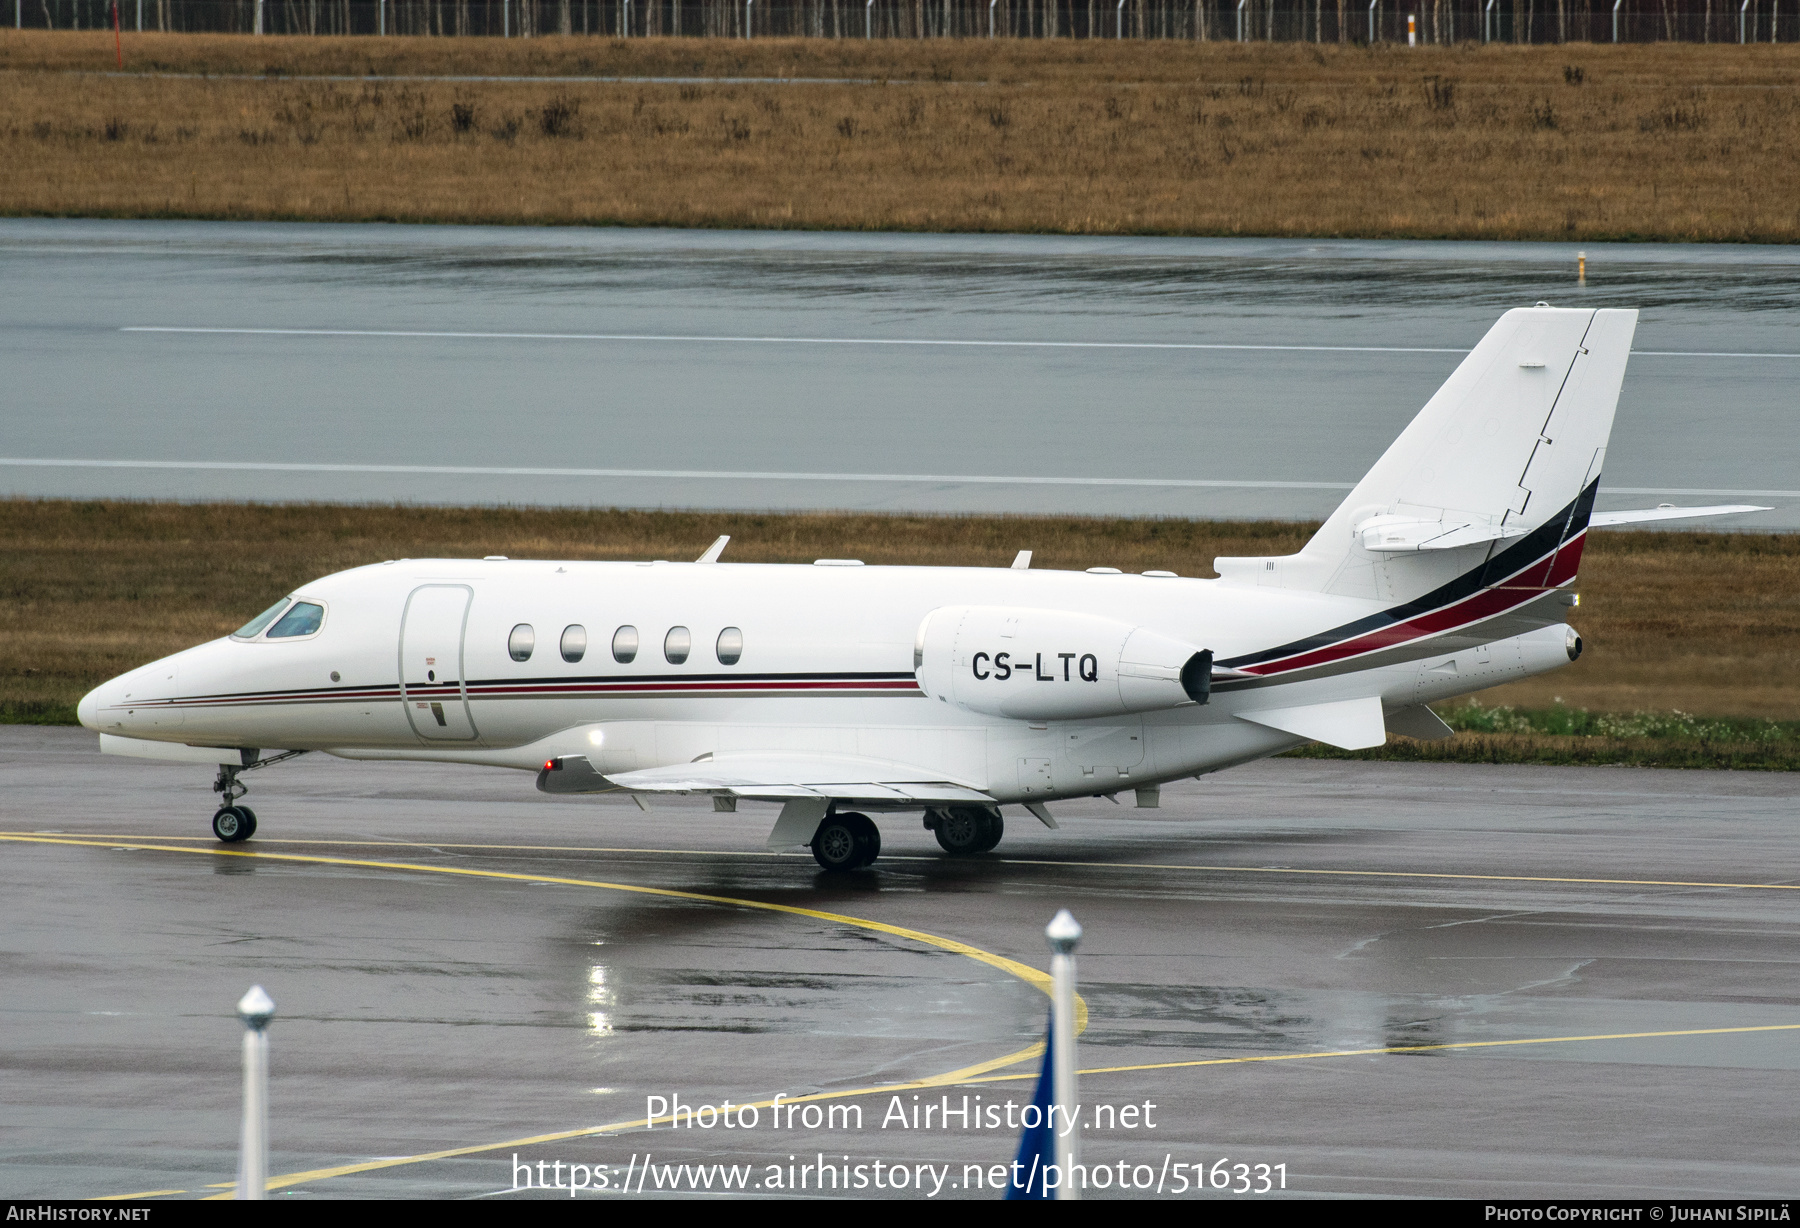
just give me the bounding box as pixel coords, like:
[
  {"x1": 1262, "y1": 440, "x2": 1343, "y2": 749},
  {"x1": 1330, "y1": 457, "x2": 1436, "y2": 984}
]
[{"x1": 12, "y1": 0, "x2": 1794, "y2": 44}]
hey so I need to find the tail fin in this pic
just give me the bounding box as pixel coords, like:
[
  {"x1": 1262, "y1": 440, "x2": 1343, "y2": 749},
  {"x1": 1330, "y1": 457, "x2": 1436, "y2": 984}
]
[{"x1": 1216, "y1": 305, "x2": 1638, "y2": 605}]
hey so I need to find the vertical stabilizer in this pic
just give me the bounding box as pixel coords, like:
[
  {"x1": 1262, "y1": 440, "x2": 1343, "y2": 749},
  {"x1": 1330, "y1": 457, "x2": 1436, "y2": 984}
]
[{"x1": 1215, "y1": 306, "x2": 1637, "y2": 604}]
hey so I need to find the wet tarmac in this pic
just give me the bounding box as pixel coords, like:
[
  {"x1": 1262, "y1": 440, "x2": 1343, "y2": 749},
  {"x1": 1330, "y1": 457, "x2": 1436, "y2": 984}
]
[
  {"x1": 3, "y1": 220, "x2": 1798, "y2": 526},
  {"x1": 4, "y1": 724, "x2": 1799, "y2": 1199}
]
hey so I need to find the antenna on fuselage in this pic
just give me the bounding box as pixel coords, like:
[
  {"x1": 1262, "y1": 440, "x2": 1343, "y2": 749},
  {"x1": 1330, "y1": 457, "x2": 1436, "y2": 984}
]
[
  {"x1": 696, "y1": 536, "x2": 730, "y2": 564},
  {"x1": 1011, "y1": 550, "x2": 1032, "y2": 570}
]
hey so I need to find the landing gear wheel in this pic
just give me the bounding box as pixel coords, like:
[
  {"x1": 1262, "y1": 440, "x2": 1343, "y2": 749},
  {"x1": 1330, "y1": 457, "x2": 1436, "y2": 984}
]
[
  {"x1": 974, "y1": 811, "x2": 1004, "y2": 853},
  {"x1": 933, "y1": 806, "x2": 998, "y2": 856},
  {"x1": 212, "y1": 806, "x2": 255, "y2": 843},
  {"x1": 811, "y1": 812, "x2": 880, "y2": 872}
]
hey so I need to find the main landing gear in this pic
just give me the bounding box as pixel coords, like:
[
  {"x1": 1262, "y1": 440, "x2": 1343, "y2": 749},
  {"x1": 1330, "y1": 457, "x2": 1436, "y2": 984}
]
[
  {"x1": 810, "y1": 811, "x2": 881, "y2": 872},
  {"x1": 209, "y1": 751, "x2": 307, "y2": 844},
  {"x1": 925, "y1": 806, "x2": 1004, "y2": 856}
]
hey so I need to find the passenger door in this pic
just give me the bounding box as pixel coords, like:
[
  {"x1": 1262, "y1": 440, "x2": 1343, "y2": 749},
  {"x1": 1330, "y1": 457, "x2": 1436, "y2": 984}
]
[{"x1": 400, "y1": 584, "x2": 478, "y2": 741}]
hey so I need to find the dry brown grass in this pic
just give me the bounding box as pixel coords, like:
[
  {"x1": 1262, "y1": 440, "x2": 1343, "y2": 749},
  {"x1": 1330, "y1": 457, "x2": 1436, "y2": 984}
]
[
  {"x1": 3, "y1": 498, "x2": 1796, "y2": 722},
  {"x1": 4, "y1": 32, "x2": 1799, "y2": 238}
]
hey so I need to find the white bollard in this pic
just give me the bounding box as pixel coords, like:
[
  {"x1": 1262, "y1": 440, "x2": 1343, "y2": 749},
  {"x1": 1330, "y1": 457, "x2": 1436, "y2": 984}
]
[
  {"x1": 236, "y1": 985, "x2": 275, "y2": 1201},
  {"x1": 1407, "y1": 11, "x2": 1416, "y2": 42},
  {"x1": 1046, "y1": 910, "x2": 1082, "y2": 1201}
]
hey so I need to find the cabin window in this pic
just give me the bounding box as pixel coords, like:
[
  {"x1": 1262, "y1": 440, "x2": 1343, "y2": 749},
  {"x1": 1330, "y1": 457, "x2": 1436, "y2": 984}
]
[
  {"x1": 561, "y1": 625, "x2": 587, "y2": 663},
  {"x1": 232, "y1": 598, "x2": 290, "y2": 640},
  {"x1": 664, "y1": 626, "x2": 691, "y2": 665},
  {"x1": 716, "y1": 627, "x2": 743, "y2": 666},
  {"x1": 612, "y1": 625, "x2": 639, "y2": 663},
  {"x1": 508, "y1": 624, "x2": 535, "y2": 662},
  {"x1": 266, "y1": 602, "x2": 325, "y2": 639}
]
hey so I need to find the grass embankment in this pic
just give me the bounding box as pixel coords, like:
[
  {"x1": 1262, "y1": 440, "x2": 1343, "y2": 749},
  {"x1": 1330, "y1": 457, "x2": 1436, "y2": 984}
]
[
  {"x1": 4, "y1": 32, "x2": 1800, "y2": 239},
  {"x1": 4, "y1": 499, "x2": 1796, "y2": 769}
]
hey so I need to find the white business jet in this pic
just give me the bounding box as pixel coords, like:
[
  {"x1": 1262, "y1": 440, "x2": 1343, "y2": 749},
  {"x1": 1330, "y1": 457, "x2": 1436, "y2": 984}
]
[{"x1": 80, "y1": 306, "x2": 1765, "y2": 870}]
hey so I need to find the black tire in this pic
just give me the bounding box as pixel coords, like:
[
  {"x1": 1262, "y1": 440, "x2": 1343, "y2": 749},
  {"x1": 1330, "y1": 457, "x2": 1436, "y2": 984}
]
[
  {"x1": 811, "y1": 812, "x2": 880, "y2": 872},
  {"x1": 844, "y1": 812, "x2": 880, "y2": 868},
  {"x1": 237, "y1": 806, "x2": 258, "y2": 839},
  {"x1": 974, "y1": 811, "x2": 1004, "y2": 853},
  {"x1": 212, "y1": 806, "x2": 253, "y2": 843},
  {"x1": 933, "y1": 806, "x2": 992, "y2": 856}
]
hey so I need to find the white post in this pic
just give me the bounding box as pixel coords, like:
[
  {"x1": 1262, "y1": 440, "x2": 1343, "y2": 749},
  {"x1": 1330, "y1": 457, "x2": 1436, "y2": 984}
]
[
  {"x1": 1368, "y1": 0, "x2": 1376, "y2": 40},
  {"x1": 1407, "y1": 10, "x2": 1414, "y2": 40},
  {"x1": 1741, "y1": 0, "x2": 1749, "y2": 41},
  {"x1": 235, "y1": 986, "x2": 274, "y2": 1202},
  {"x1": 135, "y1": 0, "x2": 140, "y2": 30},
  {"x1": 866, "y1": 0, "x2": 873, "y2": 35},
  {"x1": 745, "y1": 0, "x2": 752, "y2": 35},
  {"x1": 1115, "y1": 0, "x2": 1123, "y2": 35},
  {"x1": 1046, "y1": 910, "x2": 1081, "y2": 1202},
  {"x1": 988, "y1": 0, "x2": 994, "y2": 34},
  {"x1": 1611, "y1": 0, "x2": 1620, "y2": 39},
  {"x1": 1236, "y1": 0, "x2": 1245, "y2": 38},
  {"x1": 1485, "y1": 0, "x2": 1494, "y2": 41},
  {"x1": 623, "y1": 0, "x2": 630, "y2": 32},
  {"x1": 254, "y1": 0, "x2": 263, "y2": 33}
]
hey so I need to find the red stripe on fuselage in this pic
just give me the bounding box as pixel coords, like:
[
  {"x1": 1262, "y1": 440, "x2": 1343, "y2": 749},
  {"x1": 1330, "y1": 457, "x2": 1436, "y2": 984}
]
[{"x1": 1239, "y1": 541, "x2": 1578, "y2": 678}]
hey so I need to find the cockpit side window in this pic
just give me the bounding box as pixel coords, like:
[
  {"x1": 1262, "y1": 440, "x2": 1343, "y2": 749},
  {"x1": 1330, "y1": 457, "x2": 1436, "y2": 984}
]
[
  {"x1": 267, "y1": 601, "x2": 326, "y2": 639},
  {"x1": 232, "y1": 598, "x2": 291, "y2": 640}
]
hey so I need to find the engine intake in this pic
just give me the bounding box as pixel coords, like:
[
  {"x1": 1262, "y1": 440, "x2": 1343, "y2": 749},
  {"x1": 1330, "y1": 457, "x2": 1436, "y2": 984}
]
[{"x1": 915, "y1": 605, "x2": 1211, "y2": 721}]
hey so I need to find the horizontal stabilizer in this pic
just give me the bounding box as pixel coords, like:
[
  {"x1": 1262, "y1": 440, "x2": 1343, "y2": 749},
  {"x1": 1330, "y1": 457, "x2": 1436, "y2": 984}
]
[
  {"x1": 1384, "y1": 704, "x2": 1456, "y2": 741},
  {"x1": 1588, "y1": 504, "x2": 1770, "y2": 527},
  {"x1": 1235, "y1": 696, "x2": 1388, "y2": 750}
]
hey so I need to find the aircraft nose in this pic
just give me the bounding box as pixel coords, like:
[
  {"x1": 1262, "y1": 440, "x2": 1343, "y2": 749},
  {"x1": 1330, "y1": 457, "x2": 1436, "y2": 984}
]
[{"x1": 78, "y1": 678, "x2": 119, "y2": 730}]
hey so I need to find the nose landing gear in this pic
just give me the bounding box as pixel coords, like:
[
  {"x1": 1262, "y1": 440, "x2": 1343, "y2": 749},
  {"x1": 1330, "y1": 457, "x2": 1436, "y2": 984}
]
[
  {"x1": 209, "y1": 751, "x2": 307, "y2": 843},
  {"x1": 212, "y1": 804, "x2": 257, "y2": 842}
]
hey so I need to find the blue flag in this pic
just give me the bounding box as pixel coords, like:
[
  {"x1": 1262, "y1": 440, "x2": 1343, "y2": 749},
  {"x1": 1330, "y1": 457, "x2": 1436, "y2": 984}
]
[{"x1": 1005, "y1": 1021, "x2": 1056, "y2": 1200}]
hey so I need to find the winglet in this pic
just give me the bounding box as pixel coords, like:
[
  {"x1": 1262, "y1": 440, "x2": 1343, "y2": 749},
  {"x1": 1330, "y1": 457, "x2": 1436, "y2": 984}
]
[
  {"x1": 696, "y1": 535, "x2": 730, "y2": 563},
  {"x1": 1011, "y1": 550, "x2": 1033, "y2": 570}
]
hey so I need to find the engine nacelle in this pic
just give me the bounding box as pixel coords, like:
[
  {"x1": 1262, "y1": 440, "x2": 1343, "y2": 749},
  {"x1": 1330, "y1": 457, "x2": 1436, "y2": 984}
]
[{"x1": 915, "y1": 605, "x2": 1211, "y2": 721}]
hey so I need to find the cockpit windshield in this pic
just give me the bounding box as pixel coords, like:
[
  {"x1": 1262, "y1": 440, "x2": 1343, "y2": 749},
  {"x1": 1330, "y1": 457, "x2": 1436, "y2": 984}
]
[
  {"x1": 232, "y1": 598, "x2": 291, "y2": 640},
  {"x1": 267, "y1": 602, "x2": 325, "y2": 638}
]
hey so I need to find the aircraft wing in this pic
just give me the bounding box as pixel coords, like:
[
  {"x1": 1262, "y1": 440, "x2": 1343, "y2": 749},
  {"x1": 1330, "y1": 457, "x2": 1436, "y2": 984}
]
[{"x1": 538, "y1": 752, "x2": 995, "y2": 805}]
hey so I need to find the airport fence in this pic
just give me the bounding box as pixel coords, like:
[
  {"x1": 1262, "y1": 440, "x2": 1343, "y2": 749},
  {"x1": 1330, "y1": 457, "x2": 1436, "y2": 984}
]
[{"x1": 15, "y1": 0, "x2": 1798, "y2": 43}]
